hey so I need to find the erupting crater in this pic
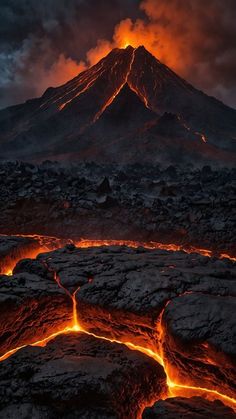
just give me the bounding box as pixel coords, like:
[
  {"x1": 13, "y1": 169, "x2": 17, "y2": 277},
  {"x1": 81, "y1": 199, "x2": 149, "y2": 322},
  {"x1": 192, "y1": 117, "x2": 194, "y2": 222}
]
[
  {"x1": 1, "y1": 46, "x2": 236, "y2": 164},
  {"x1": 0, "y1": 233, "x2": 235, "y2": 417}
]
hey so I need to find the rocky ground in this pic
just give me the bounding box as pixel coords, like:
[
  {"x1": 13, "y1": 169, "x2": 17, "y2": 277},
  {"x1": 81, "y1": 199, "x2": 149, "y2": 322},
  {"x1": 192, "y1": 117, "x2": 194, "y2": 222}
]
[
  {"x1": 0, "y1": 161, "x2": 235, "y2": 255},
  {"x1": 0, "y1": 333, "x2": 166, "y2": 419},
  {"x1": 0, "y1": 239, "x2": 235, "y2": 417},
  {"x1": 0, "y1": 160, "x2": 235, "y2": 417},
  {"x1": 0, "y1": 235, "x2": 40, "y2": 273},
  {"x1": 143, "y1": 397, "x2": 236, "y2": 418}
]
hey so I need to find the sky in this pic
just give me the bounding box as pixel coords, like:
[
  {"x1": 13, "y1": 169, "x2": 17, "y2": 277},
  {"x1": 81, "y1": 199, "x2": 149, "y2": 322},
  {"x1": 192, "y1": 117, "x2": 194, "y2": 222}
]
[{"x1": 0, "y1": 0, "x2": 236, "y2": 109}]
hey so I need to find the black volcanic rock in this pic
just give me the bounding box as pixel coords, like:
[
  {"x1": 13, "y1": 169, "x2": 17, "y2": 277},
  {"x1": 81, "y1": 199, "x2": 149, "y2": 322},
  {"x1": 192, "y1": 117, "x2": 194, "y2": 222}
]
[
  {"x1": 0, "y1": 162, "x2": 235, "y2": 255},
  {"x1": 13, "y1": 243, "x2": 235, "y2": 399},
  {"x1": 0, "y1": 243, "x2": 236, "y2": 413},
  {"x1": 18, "y1": 244, "x2": 234, "y2": 399},
  {"x1": 97, "y1": 177, "x2": 112, "y2": 195},
  {"x1": 142, "y1": 396, "x2": 236, "y2": 418},
  {"x1": 0, "y1": 46, "x2": 235, "y2": 164},
  {"x1": 128, "y1": 46, "x2": 236, "y2": 152},
  {"x1": 85, "y1": 83, "x2": 157, "y2": 140},
  {"x1": 162, "y1": 293, "x2": 236, "y2": 398},
  {"x1": 0, "y1": 235, "x2": 39, "y2": 274},
  {"x1": 149, "y1": 113, "x2": 196, "y2": 140},
  {"x1": 0, "y1": 269, "x2": 72, "y2": 357},
  {"x1": 0, "y1": 333, "x2": 167, "y2": 419}
]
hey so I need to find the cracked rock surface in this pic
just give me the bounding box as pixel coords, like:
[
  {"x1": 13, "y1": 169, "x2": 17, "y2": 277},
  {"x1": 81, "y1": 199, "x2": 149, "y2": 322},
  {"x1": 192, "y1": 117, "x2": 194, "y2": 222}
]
[
  {"x1": 13, "y1": 244, "x2": 236, "y2": 400},
  {"x1": 162, "y1": 293, "x2": 236, "y2": 398},
  {"x1": 0, "y1": 161, "x2": 235, "y2": 255},
  {"x1": 142, "y1": 396, "x2": 236, "y2": 418},
  {"x1": 0, "y1": 333, "x2": 167, "y2": 419},
  {"x1": 0, "y1": 269, "x2": 72, "y2": 357},
  {"x1": 0, "y1": 240, "x2": 235, "y2": 416},
  {"x1": 0, "y1": 235, "x2": 39, "y2": 273},
  {"x1": 31, "y1": 245, "x2": 236, "y2": 347}
]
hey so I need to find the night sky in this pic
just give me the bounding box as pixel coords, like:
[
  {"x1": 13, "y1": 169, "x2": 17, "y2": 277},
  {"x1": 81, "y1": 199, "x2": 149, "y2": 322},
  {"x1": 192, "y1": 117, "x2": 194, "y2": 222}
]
[{"x1": 1, "y1": 0, "x2": 236, "y2": 109}]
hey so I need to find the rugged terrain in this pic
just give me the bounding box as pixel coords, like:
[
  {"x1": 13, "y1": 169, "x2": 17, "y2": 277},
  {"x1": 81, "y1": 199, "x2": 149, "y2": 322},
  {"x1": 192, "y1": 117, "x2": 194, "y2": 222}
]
[
  {"x1": 0, "y1": 238, "x2": 235, "y2": 417},
  {"x1": 0, "y1": 160, "x2": 235, "y2": 416},
  {"x1": 0, "y1": 161, "x2": 235, "y2": 256},
  {"x1": 0, "y1": 46, "x2": 236, "y2": 165},
  {"x1": 0, "y1": 333, "x2": 166, "y2": 419}
]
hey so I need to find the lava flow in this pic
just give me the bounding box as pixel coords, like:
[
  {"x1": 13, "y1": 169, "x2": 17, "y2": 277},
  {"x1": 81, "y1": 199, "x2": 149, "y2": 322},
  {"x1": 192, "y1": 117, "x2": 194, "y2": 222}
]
[
  {"x1": 0, "y1": 234, "x2": 236, "y2": 413},
  {"x1": 2, "y1": 232, "x2": 234, "y2": 263}
]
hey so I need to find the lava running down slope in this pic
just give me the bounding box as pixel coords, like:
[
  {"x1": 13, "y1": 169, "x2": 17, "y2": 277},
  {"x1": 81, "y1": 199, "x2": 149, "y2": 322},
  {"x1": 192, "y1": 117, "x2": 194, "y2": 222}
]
[
  {"x1": 0, "y1": 46, "x2": 236, "y2": 164},
  {"x1": 0, "y1": 233, "x2": 235, "y2": 415}
]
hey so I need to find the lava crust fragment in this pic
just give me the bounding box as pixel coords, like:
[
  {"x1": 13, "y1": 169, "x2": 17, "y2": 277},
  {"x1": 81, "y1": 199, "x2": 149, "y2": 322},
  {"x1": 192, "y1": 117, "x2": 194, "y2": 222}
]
[
  {"x1": 10, "y1": 245, "x2": 236, "y2": 400},
  {"x1": 35, "y1": 245, "x2": 236, "y2": 349},
  {"x1": 0, "y1": 333, "x2": 167, "y2": 419},
  {"x1": 0, "y1": 269, "x2": 72, "y2": 357},
  {"x1": 0, "y1": 235, "x2": 39, "y2": 274},
  {"x1": 162, "y1": 293, "x2": 236, "y2": 398},
  {"x1": 142, "y1": 396, "x2": 236, "y2": 418}
]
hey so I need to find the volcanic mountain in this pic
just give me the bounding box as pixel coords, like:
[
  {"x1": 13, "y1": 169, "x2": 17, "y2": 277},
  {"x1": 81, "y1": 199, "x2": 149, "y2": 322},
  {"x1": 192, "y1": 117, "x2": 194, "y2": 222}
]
[{"x1": 1, "y1": 45, "x2": 236, "y2": 165}]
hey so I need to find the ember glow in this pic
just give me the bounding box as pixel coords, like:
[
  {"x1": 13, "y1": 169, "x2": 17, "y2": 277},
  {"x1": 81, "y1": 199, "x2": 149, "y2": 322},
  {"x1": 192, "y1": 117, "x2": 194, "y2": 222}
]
[
  {"x1": 0, "y1": 233, "x2": 236, "y2": 412},
  {"x1": 1, "y1": 233, "x2": 235, "y2": 277}
]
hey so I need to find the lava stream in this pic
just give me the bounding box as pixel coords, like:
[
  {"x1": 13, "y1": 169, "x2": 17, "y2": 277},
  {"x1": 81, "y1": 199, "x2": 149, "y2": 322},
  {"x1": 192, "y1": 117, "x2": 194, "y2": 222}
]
[
  {"x1": 93, "y1": 47, "x2": 136, "y2": 122},
  {"x1": 0, "y1": 304, "x2": 235, "y2": 412},
  {"x1": 0, "y1": 233, "x2": 236, "y2": 412},
  {"x1": 1, "y1": 233, "x2": 236, "y2": 276}
]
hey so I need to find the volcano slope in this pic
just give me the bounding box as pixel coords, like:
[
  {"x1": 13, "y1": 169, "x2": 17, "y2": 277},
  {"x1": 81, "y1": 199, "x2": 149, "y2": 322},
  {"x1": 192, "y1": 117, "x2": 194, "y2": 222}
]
[
  {"x1": 0, "y1": 46, "x2": 236, "y2": 165},
  {"x1": 0, "y1": 238, "x2": 235, "y2": 418}
]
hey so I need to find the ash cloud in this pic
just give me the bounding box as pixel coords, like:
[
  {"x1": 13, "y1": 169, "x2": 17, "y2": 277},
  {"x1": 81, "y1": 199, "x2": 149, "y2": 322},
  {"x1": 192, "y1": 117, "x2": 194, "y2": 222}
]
[
  {"x1": 139, "y1": 0, "x2": 236, "y2": 108},
  {"x1": 0, "y1": 0, "x2": 141, "y2": 109},
  {"x1": 0, "y1": 0, "x2": 236, "y2": 109}
]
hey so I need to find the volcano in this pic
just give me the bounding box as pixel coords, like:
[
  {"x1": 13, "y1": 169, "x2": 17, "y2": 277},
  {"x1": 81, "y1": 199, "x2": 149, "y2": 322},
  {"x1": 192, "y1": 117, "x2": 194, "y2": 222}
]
[{"x1": 0, "y1": 45, "x2": 236, "y2": 165}]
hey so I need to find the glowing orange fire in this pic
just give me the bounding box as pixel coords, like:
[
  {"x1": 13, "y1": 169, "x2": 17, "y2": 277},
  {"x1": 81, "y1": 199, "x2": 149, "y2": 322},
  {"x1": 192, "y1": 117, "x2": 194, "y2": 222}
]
[
  {"x1": 2, "y1": 234, "x2": 235, "y2": 278},
  {"x1": 0, "y1": 233, "x2": 236, "y2": 413}
]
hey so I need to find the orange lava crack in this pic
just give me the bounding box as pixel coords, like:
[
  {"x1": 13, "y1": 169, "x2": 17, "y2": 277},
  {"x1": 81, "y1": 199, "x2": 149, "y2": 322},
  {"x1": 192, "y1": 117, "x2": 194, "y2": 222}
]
[{"x1": 0, "y1": 233, "x2": 236, "y2": 412}]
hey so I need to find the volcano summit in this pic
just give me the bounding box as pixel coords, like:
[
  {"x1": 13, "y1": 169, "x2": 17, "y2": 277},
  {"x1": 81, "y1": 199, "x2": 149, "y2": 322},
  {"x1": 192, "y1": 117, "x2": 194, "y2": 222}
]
[{"x1": 0, "y1": 46, "x2": 236, "y2": 165}]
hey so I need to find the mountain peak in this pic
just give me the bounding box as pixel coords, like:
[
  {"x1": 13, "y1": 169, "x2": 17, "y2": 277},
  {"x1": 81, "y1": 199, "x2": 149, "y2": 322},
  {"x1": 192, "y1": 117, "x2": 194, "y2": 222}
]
[
  {"x1": 124, "y1": 45, "x2": 134, "y2": 50},
  {"x1": 0, "y1": 43, "x2": 235, "y2": 164}
]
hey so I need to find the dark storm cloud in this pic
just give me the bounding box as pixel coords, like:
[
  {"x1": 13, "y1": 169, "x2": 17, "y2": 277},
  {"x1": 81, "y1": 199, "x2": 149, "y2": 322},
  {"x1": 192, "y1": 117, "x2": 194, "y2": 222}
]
[
  {"x1": 0, "y1": 0, "x2": 236, "y2": 109},
  {"x1": 0, "y1": 0, "x2": 142, "y2": 108},
  {"x1": 138, "y1": 0, "x2": 236, "y2": 108}
]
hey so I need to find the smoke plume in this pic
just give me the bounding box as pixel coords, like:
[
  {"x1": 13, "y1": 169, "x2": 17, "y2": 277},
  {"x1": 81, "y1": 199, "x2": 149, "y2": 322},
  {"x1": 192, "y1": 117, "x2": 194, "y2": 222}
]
[{"x1": 0, "y1": 0, "x2": 235, "y2": 109}]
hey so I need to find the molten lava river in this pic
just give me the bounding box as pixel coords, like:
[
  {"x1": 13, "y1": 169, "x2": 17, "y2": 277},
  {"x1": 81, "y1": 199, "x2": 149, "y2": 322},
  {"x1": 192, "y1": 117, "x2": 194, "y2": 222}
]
[{"x1": 0, "y1": 235, "x2": 236, "y2": 416}]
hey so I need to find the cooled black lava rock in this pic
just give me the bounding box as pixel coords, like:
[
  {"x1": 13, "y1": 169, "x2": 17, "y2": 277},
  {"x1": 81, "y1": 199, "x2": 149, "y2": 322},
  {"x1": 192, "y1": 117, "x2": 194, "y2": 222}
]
[
  {"x1": 1, "y1": 243, "x2": 236, "y2": 405},
  {"x1": 31, "y1": 245, "x2": 235, "y2": 400},
  {"x1": 162, "y1": 293, "x2": 236, "y2": 399},
  {"x1": 0, "y1": 235, "x2": 39, "y2": 274},
  {"x1": 35, "y1": 246, "x2": 235, "y2": 343},
  {"x1": 1, "y1": 46, "x2": 236, "y2": 165},
  {"x1": 0, "y1": 333, "x2": 167, "y2": 419},
  {"x1": 142, "y1": 396, "x2": 236, "y2": 418},
  {"x1": 0, "y1": 270, "x2": 72, "y2": 357},
  {"x1": 0, "y1": 162, "x2": 235, "y2": 255},
  {"x1": 97, "y1": 177, "x2": 112, "y2": 195}
]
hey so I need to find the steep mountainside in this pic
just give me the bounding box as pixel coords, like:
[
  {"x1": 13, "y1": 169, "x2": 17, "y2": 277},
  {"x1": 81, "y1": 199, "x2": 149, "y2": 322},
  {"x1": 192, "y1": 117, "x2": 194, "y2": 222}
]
[{"x1": 0, "y1": 46, "x2": 235, "y2": 165}]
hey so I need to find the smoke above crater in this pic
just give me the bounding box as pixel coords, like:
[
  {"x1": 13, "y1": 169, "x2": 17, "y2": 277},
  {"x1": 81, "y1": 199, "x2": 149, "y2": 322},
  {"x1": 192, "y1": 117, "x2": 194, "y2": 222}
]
[{"x1": 0, "y1": 0, "x2": 236, "y2": 109}]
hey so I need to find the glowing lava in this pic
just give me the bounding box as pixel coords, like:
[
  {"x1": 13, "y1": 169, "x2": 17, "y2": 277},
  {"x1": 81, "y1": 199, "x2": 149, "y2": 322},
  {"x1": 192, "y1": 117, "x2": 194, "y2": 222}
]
[
  {"x1": 1, "y1": 234, "x2": 235, "y2": 280},
  {"x1": 0, "y1": 233, "x2": 236, "y2": 412},
  {"x1": 93, "y1": 47, "x2": 136, "y2": 122}
]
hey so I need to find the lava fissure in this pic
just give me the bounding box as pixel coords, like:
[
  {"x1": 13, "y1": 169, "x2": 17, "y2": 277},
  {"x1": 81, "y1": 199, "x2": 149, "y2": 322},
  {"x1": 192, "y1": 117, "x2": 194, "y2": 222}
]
[
  {"x1": 93, "y1": 47, "x2": 137, "y2": 122},
  {"x1": 1, "y1": 234, "x2": 236, "y2": 276},
  {"x1": 0, "y1": 234, "x2": 236, "y2": 413},
  {"x1": 43, "y1": 257, "x2": 82, "y2": 332},
  {"x1": 1, "y1": 46, "x2": 236, "y2": 163}
]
